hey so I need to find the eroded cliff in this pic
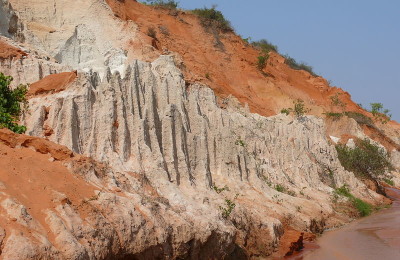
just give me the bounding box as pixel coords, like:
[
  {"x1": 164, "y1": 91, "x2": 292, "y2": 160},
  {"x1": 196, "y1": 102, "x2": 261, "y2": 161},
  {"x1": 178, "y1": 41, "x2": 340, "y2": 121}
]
[{"x1": 0, "y1": 0, "x2": 399, "y2": 259}]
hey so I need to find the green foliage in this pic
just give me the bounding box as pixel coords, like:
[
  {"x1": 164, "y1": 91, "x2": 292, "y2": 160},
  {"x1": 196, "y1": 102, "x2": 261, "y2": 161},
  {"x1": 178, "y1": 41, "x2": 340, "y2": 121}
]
[
  {"x1": 343, "y1": 111, "x2": 374, "y2": 127},
  {"x1": 235, "y1": 138, "x2": 245, "y2": 147},
  {"x1": 324, "y1": 112, "x2": 344, "y2": 120},
  {"x1": 213, "y1": 184, "x2": 229, "y2": 194},
  {"x1": 280, "y1": 108, "x2": 290, "y2": 115},
  {"x1": 144, "y1": 0, "x2": 178, "y2": 9},
  {"x1": 257, "y1": 55, "x2": 268, "y2": 70},
  {"x1": 283, "y1": 54, "x2": 317, "y2": 76},
  {"x1": 274, "y1": 184, "x2": 296, "y2": 197},
  {"x1": 191, "y1": 6, "x2": 233, "y2": 33},
  {"x1": 282, "y1": 99, "x2": 310, "y2": 118},
  {"x1": 274, "y1": 184, "x2": 285, "y2": 193},
  {"x1": 384, "y1": 178, "x2": 394, "y2": 186},
  {"x1": 242, "y1": 36, "x2": 251, "y2": 45},
  {"x1": 251, "y1": 39, "x2": 278, "y2": 53},
  {"x1": 335, "y1": 138, "x2": 393, "y2": 179},
  {"x1": 330, "y1": 93, "x2": 346, "y2": 109},
  {"x1": 334, "y1": 185, "x2": 372, "y2": 217},
  {"x1": 334, "y1": 185, "x2": 352, "y2": 197},
  {"x1": 0, "y1": 73, "x2": 28, "y2": 134},
  {"x1": 353, "y1": 198, "x2": 372, "y2": 217},
  {"x1": 205, "y1": 72, "x2": 211, "y2": 80},
  {"x1": 219, "y1": 199, "x2": 236, "y2": 219},
  {"x1": 369, "y1": 102, "x2": 391, "y2": 124}
]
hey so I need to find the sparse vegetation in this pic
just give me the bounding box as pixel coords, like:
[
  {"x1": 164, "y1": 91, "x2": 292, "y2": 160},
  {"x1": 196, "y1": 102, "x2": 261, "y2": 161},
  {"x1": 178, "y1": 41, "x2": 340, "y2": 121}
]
[
  {"x1": 369, "y1": 103, "x2": 391, "y2": 124},
  {"x1": 191, "y1": 6, "x2": 233, "y2": 33},
  {"x1": 280, "y1": 108, "x2": 290, "y2": 115},
  {"x1": 144, "y1": 0, "x2": 179, "y2": 9},
  {"x1": 257, "y1": 55, "x2": 268, "y2": 70},
  {"x1": 205, "y1": 72, "x2": 211, "y2": 80},
  {"x1": 335, "y1": 138, "x2": 393, "y2": 179},
  {"x1": 283, "y1": 54, "x2": 317, "y2": 76},
  {"x1": 251, "y1": 39, "x2": 278, "y2": 54},
  {"x1": 330, "y1": 93, "x2": 346, "y2": 109},
  {"x1": 343, "y1": 111, "x2": 374, "y2": 127},
  {"x1": 334, "y1": 185, "x2": 372, "y2": 217},
  {"x1": 219, "y1": 199, "x2": 236, "y2": 219},
  {"x1": 384, "y1": 178, "x2": 394, "y2": 186},
  {"x1": 213, "y1": 184, "x2": 229, "y2": 194},
  {"x1": 274, "y1": 184, "x2": 296, "y2": 197},
  {"x1": 235, "y1": 138, "x2": 245, "y2": 147},
  {"x1": 0, "y1": 73, "x2": 28, "y2": 134},
  {"x1": 281, "y1": 99, "x2": 310, "y2": 118},
  {"x1": 324, "y1": 112, "x2": 344, "y2": 120}
]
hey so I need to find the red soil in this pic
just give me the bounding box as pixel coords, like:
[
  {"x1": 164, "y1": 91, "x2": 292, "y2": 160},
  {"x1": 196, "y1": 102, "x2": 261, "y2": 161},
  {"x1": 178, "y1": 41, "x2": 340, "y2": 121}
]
[
  {"x1": 0, "y1": 39, "x2": 27, "y2": 59},
  {"x1": 0, "y1": 129, "x2": 96, "y2": 244},
  {"x1": 105, "y1": 0, "x2": 399, "y2": 146},
  {"x1": 28, "y1": 71, "x2": 77, "y2": 96}
]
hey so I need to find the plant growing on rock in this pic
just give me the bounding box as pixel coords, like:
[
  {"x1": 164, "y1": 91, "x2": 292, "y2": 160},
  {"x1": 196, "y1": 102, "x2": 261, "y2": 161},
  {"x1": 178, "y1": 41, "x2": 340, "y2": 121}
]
[
  {"x1": 329, "y1": 93, "x2": 346, "y2": 109},
  {"x1": 335, "y1": 138, "x2": 393, "y2": 179},
  {"x1": 281, "y1": 99, "x2": 310, "y2": 118},
  {"x1": 369, "y1": 102, "x2": 391, "y2": 124},
  {"x1": 283, "y1": 54, "x2": 317, "y2": 76},
  {"x1": 257, "y1": 54, "x2": 268, "y2": 70},
  {"x1": 334, "y1": 185, "x2": 372, "y2": 217},
  {"x1": 219, "y1": 199, "x2": 236, "y2": 219},
  {"x1": 0, "y1": 73, "x2": 28, "y2": 134}
]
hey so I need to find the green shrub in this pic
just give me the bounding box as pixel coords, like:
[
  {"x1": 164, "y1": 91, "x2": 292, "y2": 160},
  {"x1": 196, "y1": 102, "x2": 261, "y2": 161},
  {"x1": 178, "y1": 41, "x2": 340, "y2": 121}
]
[
  {"x1": 343, "y1": 111, "x2": 374, "y2": 127},
  {"x1": 257, "y1": 55, "x2": 268, "y2": 70},
  {"x1": 251, "y1": 39, "x2": 278, "y2": 53},
  {"x1": 335, "y1": 138, "x2": 393, "y2": 179},
  {"x1": 192, "y1": 6, "x2": 233, "y2": 33},
  {"x1": 219, "y1": 199, "x2": 236, "y2": 219},
  {"x1": 282, "y1": 99, "x2": 310, "y2": 117},
  {"x1": 353, "y1": 198, "x2": 372, "y2": 216},
  {"x1": 283, "y1": 54, "x2": 317, "y2": 76},
  {"x1": 144, "y1": 0, "x2": 178, "y2": 9},
  {"x1": 334, "y1": 185, "x2": 372, "y2": 217},
  {"x1": 235, "y1": 138, "x2": 245, "y2": 147},
  {"x1": 280, "y1": 108, "x2": 290, "y2": 115},
  {"x1": 274, "y1": 184, "x2": 296, "y2": 197},
  {"x1": 324, "y1": 112, "x2": 344, "y2": 120},
  {"x1": 369, "y1": 103, "x2": 391, "y2": 124},
  {"x1": 330, "y1": 93, "x2": 346, "y2": 109},
  {"x1": 0, "y1": 73, "x2": 28, "y2": 134},
  {"x1": 384, "y1": 178, "x2": 394, "y2": 186}
]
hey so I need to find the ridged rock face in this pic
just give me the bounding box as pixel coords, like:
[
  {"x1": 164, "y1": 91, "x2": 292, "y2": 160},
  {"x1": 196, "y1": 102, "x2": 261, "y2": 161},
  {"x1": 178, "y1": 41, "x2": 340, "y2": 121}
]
[
  {"x1": 25, "y1": 55, "x2": 361, "y2": 191},
  {"x1": 22, "y1": 55, "x2": 387, "y2": 255}
]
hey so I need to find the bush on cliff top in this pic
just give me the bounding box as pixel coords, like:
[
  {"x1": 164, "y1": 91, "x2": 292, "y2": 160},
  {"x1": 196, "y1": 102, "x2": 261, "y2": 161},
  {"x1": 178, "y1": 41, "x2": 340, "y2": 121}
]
[
  {"x1": 143, "y1": 0, "x2": 179, "y2": 9},
  {"x1": 0, "y1": 72, "x2": 28, "y2": 134},
  {"x1": 191, "y1": 6, "x2": 233, "y2": 33}
]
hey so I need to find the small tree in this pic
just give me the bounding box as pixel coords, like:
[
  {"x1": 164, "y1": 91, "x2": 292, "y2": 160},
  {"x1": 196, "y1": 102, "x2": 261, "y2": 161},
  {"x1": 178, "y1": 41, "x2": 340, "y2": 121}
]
[
  {"x1": 335, "y1": 138, "x2": 393, "y2": 179},
  {"x1": 369, "y1": 103, "x2": 391, "y2": 124},
  {"x1": 281, "y1": 99, "x2": 310, "y2": 117},
  {"x1": 0, "y1": 73, "x2": 28, "y2": 133}
]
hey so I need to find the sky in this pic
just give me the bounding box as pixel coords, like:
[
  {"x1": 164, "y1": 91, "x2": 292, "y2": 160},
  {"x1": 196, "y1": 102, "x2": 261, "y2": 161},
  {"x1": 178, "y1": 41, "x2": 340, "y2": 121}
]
[{"x1": 176, "y1": 0, "x2": 400, "y2": 121}]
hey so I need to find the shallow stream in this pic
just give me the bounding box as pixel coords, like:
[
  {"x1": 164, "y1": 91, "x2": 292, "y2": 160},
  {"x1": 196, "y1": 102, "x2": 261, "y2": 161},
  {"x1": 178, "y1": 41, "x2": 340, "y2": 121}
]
[{"x1": 292, "y1": 187, "x2": 400, "y2": 260}]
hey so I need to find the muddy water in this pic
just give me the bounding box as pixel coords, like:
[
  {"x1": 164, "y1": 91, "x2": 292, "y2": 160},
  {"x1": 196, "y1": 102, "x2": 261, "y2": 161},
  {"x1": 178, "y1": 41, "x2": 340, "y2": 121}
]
[{"x1": 295, "y1": 188, "x2": 400, "y2": 260}]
